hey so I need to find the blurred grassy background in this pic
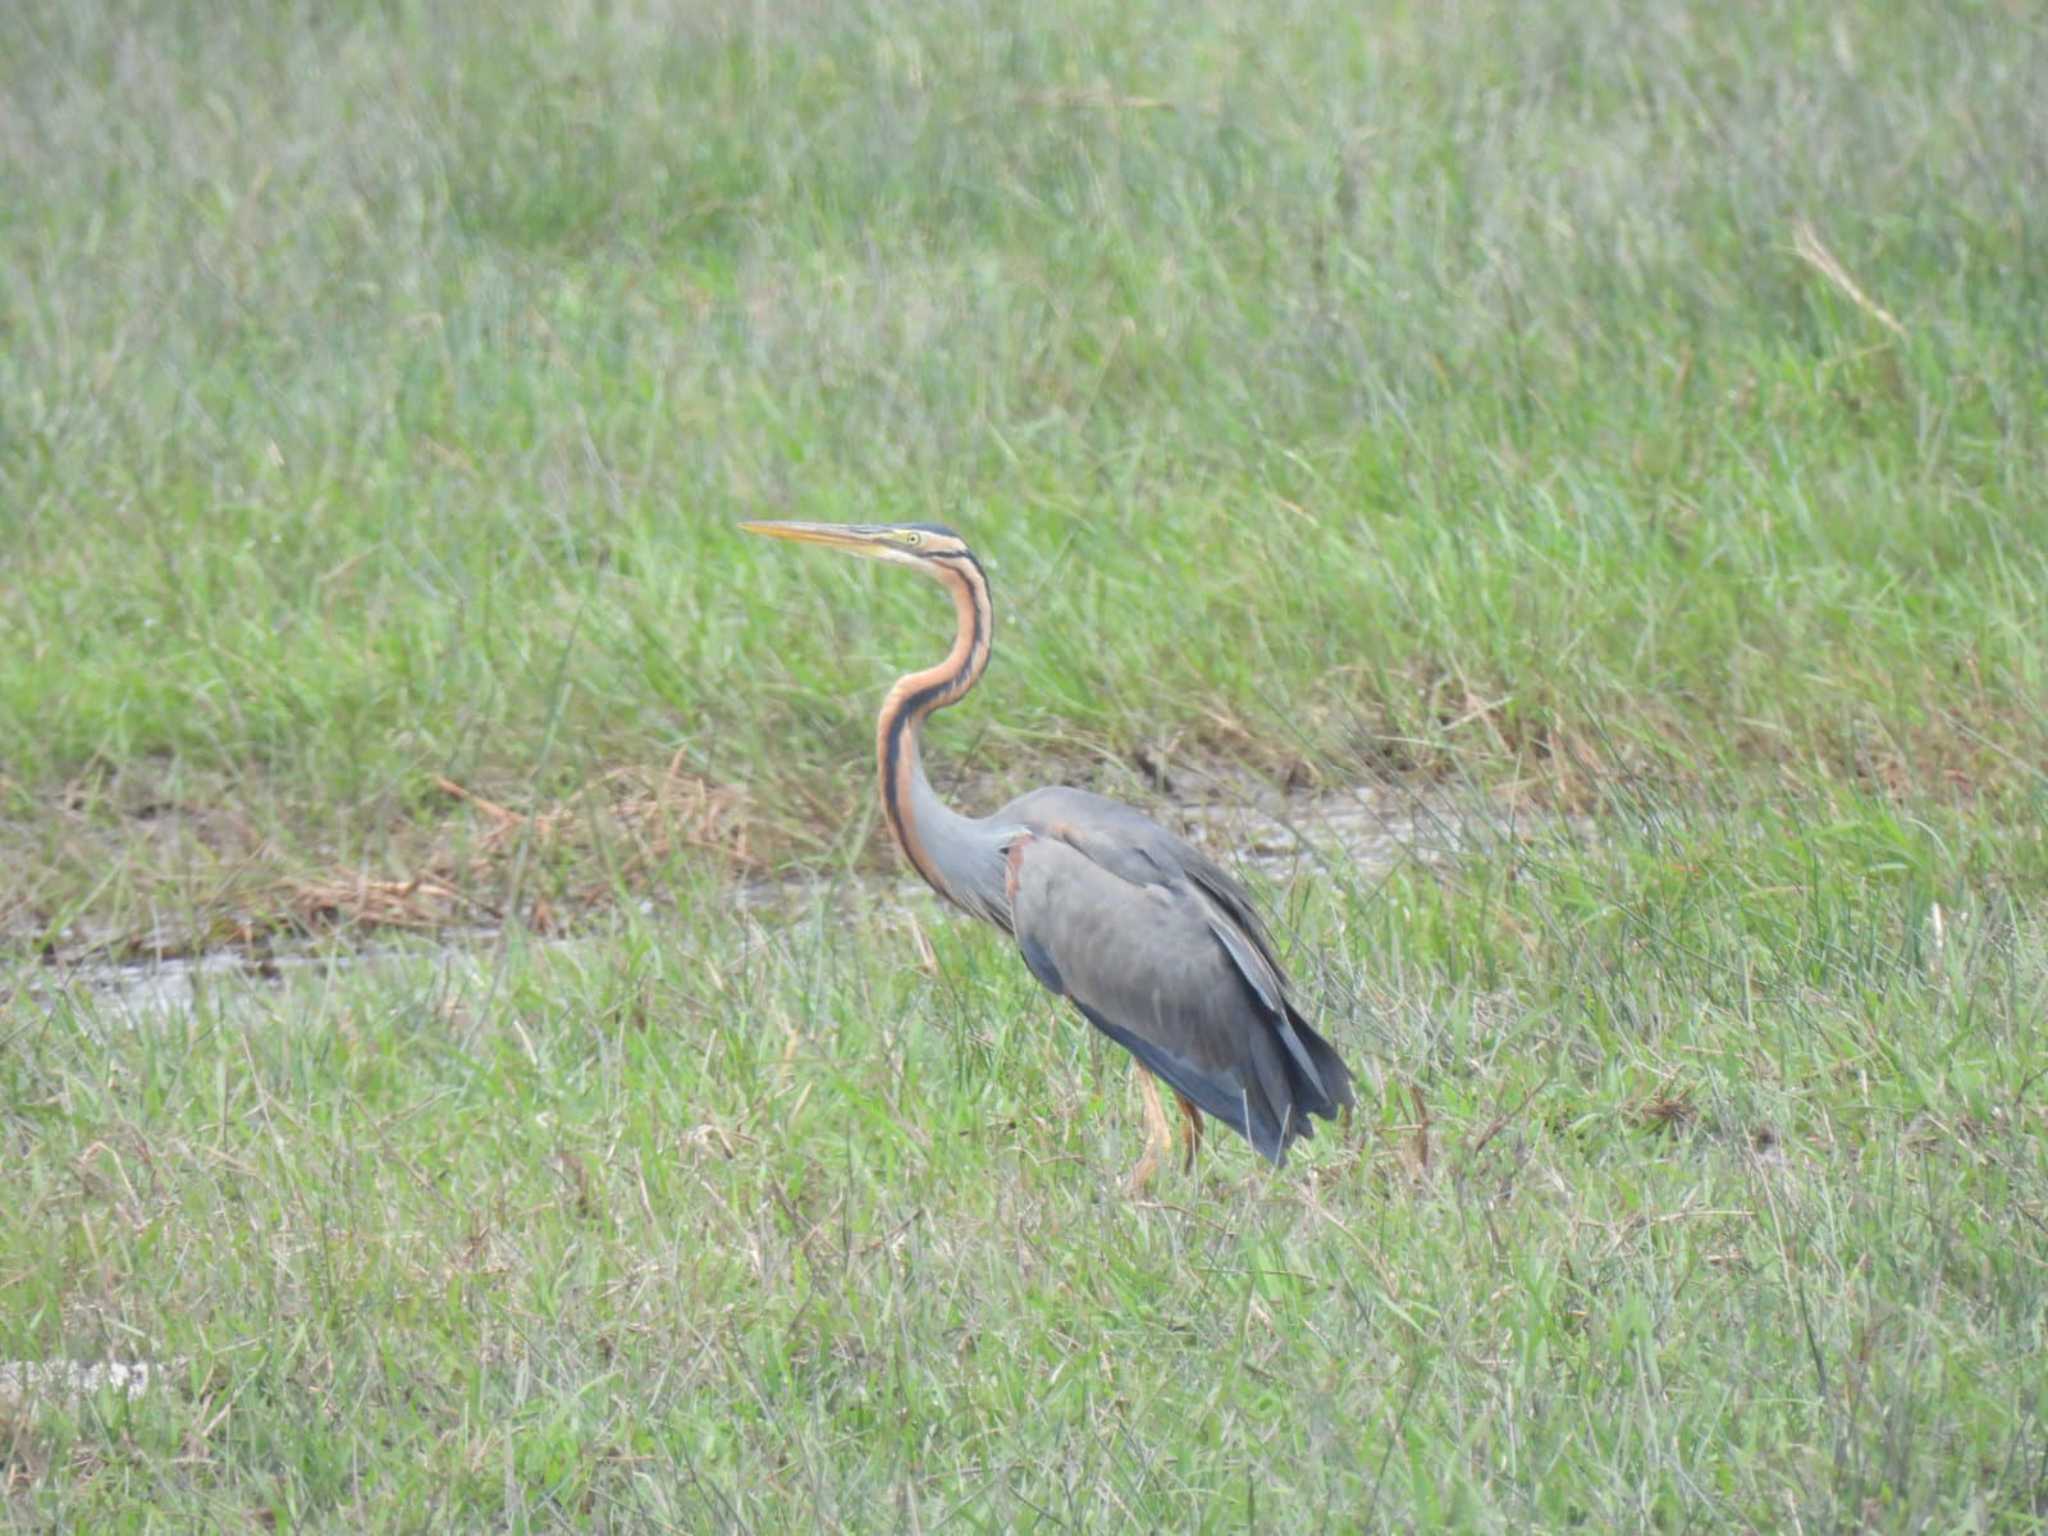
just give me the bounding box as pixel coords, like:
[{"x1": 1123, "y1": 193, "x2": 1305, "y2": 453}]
[{"x1": 3, "y1": 0, "x2": 2044, "y2": 946}]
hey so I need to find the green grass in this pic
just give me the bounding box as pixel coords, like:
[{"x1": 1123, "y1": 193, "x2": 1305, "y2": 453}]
[
  {"x1": 4, "y1": 0, "x2": 2048, "y2": 1527},
  {"x1": 5, "y1": 802, "x2": 2047, "y2": 1529},
  {"x1": 3, "y1": 0, "x2": 2045, "y2": 944}
]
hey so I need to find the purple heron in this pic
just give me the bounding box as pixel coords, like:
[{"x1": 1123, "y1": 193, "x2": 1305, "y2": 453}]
[{"x1": 741, "y1": 520, "x2": 1354, "y2": 1188}]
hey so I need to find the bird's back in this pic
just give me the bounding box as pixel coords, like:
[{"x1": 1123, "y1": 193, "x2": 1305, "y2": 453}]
[{"x1": 994, "y1": 784, "x2": 1354, "y2": 1162}]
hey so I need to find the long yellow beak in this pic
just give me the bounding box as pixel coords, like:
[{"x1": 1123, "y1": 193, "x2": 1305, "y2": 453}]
[{"x1": 738, "y1": 520, "x2": 888, "y2": 555}]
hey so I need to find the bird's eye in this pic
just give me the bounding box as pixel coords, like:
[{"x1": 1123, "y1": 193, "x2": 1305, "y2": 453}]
[{"x1": 900, "y1": 530, "x2": 923, "y2": 546}]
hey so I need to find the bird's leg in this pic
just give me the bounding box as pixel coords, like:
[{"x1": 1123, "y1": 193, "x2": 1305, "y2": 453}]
[
  {"x1": 1174, "y1": 1093, "x2": 1204, "y2": 1174},
  {"x1": 1128, "y1": 1062, "x2": 1173, "y2": 1194}
]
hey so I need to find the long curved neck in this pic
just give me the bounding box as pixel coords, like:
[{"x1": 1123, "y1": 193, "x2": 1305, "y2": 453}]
[{"x1": 876, "y1": 554, "x2": 997, "y2": 917}]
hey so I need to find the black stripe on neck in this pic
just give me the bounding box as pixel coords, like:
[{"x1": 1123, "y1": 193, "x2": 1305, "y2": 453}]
[
  {"x1": 878, "y1": 564, "x2": 989, "y2": 906},
  {"x1": 881, "y1": 689, "x2": 951, "y2": 903}
]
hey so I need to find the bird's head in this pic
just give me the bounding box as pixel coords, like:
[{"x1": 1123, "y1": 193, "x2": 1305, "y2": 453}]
[{"x1": 739, "y1": 520, "x2": 974, "y2": 573}]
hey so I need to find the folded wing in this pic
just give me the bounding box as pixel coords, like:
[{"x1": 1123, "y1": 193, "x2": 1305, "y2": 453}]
[{"x1": 1001, "y1": 790, "x2": 1354, "y2": 1164}]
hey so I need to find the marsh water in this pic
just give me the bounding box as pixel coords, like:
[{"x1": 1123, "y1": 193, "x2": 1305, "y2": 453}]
[{"x1": 16, "y1": 783, "x2": 1535, "y2": 1024}]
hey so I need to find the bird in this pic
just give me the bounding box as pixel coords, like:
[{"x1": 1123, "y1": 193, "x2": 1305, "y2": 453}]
[{"x1": 740, "y1": 520, "x2": 1355, "y2": 1189}]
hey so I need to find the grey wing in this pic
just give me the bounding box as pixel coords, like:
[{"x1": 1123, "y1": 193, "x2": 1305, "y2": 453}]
[
  {"x1": 999, "y1": 786, "x2": 1281, "y2": 957},
  {"x1": 1003, "y1": 807, "x2": 1354, "y2": 1165}
]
